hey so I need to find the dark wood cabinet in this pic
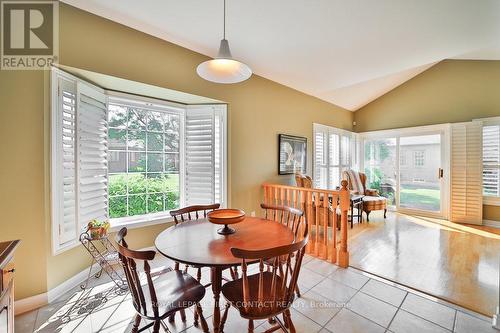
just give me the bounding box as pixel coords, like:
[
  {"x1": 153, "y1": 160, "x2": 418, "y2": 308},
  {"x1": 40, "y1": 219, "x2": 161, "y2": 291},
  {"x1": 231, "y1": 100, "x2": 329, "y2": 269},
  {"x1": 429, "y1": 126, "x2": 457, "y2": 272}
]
[{"x1": 0, "y1": 241, "x2": 20, "y2": 333}]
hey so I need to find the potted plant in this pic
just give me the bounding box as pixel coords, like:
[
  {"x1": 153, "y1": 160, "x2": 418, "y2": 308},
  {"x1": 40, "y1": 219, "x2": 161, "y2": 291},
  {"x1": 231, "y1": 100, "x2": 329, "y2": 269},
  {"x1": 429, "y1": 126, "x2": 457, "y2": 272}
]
[{"x1": 87, "y1": 219, "x2": 110, "y2": 240}]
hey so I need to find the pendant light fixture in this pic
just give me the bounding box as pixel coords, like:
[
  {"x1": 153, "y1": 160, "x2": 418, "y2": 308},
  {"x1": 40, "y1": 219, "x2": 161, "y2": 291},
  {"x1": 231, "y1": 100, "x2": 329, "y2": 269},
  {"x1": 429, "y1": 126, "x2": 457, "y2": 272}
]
[{"x1": 196, "y1": 0, "x2": 252, "y2": 84}]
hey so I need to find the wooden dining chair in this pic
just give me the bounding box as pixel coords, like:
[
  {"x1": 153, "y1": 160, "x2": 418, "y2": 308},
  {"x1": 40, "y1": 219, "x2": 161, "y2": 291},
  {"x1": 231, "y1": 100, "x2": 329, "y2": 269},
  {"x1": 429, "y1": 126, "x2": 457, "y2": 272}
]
[
  {"x1": 115, "y1": 228, "x2": 209, "y2": 333},
  {"x1": 261, "y1": 203, "x2": 304, "y2": 297},
  {"x1": 219, "y1": 220, "x2": 309, "y2": 333}
]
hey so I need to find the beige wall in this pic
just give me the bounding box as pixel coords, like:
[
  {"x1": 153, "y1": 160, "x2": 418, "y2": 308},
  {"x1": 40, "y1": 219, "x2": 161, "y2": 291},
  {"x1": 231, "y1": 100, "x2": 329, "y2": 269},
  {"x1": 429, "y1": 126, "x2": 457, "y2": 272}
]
[
  {"x1": 0, "y1": 71, "x2": 48, "y2": 299},
  {"x1": 354, "y1": 60, "x2": 500, "y2": 221},
  {"x1": 0, "y1": 3, "x2": 352, "y2": 300}
]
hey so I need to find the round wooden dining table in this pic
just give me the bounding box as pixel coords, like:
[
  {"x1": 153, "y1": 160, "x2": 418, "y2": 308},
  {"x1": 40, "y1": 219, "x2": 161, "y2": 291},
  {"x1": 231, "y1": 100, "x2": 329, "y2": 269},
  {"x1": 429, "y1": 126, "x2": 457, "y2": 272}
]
[{"x1": 155, "y1": 216, "x2": 295, "y2": 333}]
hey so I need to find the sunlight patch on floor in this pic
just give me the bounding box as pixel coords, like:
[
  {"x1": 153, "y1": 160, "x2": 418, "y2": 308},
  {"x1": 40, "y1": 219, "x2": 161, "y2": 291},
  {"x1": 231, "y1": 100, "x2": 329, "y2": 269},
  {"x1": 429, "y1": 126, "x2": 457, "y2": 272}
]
[{"x1": 407, "y1": 215, "x2": 500, "y2": 240}]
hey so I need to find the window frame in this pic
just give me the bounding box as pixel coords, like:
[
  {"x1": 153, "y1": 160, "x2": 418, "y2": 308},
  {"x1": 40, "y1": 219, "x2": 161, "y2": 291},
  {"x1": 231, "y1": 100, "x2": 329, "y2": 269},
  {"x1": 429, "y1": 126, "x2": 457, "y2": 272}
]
[
  {"x1": 480, "y1": 117, "x2": 500, "y2": 206},
  {"x1": 106, "y1": 93, "x2": 186, "y2": 227},
  {"x1": 106, "y1": 93, "x2": 228, "y2": 228},
  {"x1": 413, "y1": 150, "x2": 425, "y2": 167}
]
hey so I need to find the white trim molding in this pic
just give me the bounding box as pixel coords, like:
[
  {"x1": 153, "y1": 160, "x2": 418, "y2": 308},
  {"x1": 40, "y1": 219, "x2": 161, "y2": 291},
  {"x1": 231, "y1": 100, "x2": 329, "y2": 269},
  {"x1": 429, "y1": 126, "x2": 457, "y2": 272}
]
[
  {"x1": 14, "y1": 262, "x2": 101, "y2": 315},
  {"x1": 14, "y1": 293, "x2": 48, "y2": 316},
  {"x1": 484, "y1": 196, "x2": 500, "y2": 207},
  {"x1": 483, "y1": 219, "x2": 500, "y2": 229},
  {"x1": 493, "y1": 306, "x2": 499, "y2": 330}
]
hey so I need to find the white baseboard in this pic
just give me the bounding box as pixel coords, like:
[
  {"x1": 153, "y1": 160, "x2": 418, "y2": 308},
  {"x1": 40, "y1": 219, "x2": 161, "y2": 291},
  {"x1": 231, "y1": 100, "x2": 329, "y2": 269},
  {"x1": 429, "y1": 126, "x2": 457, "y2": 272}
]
[
  {"x1": 14, "y1": 293, "x2": 48, "y2": 315},
  {"x1": 483, "y1": 219, "x2": 500, "y2": 229},
  {"x1": 14, "y1": 246, "x2": 154, "y2": 315},
  {"x1": 47, "y1": 262, "x2": 100, "y2": 303},
  {"x1": 15, "y1": 262, "x2": 100, "y2": 315}
]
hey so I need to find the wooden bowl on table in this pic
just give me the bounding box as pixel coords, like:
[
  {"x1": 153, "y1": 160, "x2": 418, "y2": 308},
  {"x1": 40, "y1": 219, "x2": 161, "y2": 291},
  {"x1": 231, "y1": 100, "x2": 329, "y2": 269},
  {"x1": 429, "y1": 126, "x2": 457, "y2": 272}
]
[{"x1": 207, "y1": 209, "x2": 246, "y2": 235}]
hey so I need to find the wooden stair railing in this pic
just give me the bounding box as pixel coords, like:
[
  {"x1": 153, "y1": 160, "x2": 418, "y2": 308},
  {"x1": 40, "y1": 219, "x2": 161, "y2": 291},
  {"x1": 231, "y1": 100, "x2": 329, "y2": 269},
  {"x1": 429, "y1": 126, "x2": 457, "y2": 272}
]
[{"x1": 262, "y1": 180, "x2": 350, "y2": 268}]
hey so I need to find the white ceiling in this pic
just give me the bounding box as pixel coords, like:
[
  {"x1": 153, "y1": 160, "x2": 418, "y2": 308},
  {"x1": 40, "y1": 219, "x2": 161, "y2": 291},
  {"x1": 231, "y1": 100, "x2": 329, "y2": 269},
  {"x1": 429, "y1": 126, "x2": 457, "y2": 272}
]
[{"x1": 61, "y1": 0, "x2": 500, "y2": 111}]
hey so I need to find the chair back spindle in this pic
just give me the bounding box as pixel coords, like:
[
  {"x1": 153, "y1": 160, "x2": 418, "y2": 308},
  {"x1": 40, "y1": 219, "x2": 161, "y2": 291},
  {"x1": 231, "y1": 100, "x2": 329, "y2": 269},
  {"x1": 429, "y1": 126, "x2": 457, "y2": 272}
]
[
  {"x1": 116, "y1": 227, "x2": 158, "y2": 318},
  {"x1": 260, "y1": 204, "x2": 304, "y2": 239},
  {"x1": 170, "y1": 204, "x2": 221, "y2": 225},
  {"x1": 230, "y1": 219, "x2": 308, "y2": 317}
]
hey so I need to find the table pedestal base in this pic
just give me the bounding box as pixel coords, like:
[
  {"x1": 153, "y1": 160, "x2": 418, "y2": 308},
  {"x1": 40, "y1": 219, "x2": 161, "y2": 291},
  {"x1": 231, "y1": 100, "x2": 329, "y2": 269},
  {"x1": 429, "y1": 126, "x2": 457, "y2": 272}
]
[{"x1": 211, "y1": 267, "x2": 223, "y2": 333}]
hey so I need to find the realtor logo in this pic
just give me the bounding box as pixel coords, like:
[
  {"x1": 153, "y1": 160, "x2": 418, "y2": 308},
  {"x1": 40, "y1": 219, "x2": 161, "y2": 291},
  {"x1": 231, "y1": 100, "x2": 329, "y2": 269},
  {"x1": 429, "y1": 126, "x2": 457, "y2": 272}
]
[{"x1": 1, "y1": 0, "x2": 58, "y2": 70}]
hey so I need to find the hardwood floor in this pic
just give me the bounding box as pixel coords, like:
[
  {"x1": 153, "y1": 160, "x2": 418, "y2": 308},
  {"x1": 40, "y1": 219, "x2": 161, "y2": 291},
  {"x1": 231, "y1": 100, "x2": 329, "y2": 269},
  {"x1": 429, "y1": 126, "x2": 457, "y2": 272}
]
[{"x1": 347, "y1": 212, "x2": 500, "y2": 316}]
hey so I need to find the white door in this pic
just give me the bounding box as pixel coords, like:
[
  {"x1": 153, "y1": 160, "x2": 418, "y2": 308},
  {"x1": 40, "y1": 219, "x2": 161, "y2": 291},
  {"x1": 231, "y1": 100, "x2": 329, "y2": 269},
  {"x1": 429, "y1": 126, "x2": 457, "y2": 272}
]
[
  {"x1": 398, "y1": 133, "x2": 445, "y2": 218},
  {"x1": 361, "y1": 127, "x2": 449, "y2": 219}
]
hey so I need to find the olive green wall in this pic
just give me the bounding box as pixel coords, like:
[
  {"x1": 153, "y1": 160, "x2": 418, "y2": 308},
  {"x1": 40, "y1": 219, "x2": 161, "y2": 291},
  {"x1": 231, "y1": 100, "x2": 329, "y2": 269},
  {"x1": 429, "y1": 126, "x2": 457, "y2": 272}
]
[
  {"x1": 354, "y1": 60, "x2": 500, "y2": 221},
  {"x1": 0, "y1": 3, "x2": 352, "y2": 300},
  {"x1": 0, "y1": 71, "x2": 48, "y2": 299}
]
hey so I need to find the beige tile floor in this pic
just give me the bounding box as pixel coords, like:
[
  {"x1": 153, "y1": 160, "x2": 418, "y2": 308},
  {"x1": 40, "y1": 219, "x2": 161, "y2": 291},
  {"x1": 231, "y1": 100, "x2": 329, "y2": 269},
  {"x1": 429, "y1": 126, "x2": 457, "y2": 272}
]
[{"x1": 15, "y1": 255, "x2": 497, "y2": 333}]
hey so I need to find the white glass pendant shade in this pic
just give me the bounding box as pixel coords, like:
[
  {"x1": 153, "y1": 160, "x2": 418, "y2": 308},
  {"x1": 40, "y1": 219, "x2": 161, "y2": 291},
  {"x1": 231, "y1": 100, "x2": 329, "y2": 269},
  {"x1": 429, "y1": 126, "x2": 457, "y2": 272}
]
[{"x1": 197, "y1": 39, "x2": 252, "y2": 84}]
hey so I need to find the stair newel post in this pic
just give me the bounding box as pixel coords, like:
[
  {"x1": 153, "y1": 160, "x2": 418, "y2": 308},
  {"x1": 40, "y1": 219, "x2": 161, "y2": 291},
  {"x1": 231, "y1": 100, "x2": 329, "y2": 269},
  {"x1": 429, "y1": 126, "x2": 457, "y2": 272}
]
[{"x1": 338, "y1": 180, "x2": 350, "y2": 268}]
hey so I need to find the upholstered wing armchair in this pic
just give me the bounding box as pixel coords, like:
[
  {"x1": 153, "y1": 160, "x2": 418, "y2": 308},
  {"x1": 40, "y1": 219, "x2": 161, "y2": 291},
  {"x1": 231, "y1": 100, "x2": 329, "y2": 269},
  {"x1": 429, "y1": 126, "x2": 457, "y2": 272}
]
[
  {"x1": 343, "y1": 170, "x2": 387, "y2": 221},
  {"x1": 295, "y1": 173, "x2": 313, "y2": 189},
  {"x1": 294, "y1": 173, "x2": 334, "y2": 227}
]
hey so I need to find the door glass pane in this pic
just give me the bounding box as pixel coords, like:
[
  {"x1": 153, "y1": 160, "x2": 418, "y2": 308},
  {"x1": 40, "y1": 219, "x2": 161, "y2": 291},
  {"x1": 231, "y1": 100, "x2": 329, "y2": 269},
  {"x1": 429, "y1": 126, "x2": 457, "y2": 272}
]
[
  {"x1": 400, "y1": 134, "x2": 441, "y2": 212},
  {"x1": 364, "y1": 138, "x2": 397, "y2": 206}
]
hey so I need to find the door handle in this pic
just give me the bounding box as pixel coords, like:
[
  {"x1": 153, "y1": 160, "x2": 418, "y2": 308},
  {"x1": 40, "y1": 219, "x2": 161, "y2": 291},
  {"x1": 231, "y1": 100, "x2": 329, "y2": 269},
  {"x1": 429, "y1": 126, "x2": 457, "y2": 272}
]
[{"x1": 438, "y1": 168, "x2": 444, "y2": 179}]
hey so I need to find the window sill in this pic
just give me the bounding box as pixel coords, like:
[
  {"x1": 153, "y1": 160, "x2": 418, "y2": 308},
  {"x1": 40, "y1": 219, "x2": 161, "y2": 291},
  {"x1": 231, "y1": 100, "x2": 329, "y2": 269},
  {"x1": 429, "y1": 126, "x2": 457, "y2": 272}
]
[
  {"x1": 110, "y1": 213, "x2": 174, "y2": 232},
  {"x1": 52, "y1": 239, "x2": 81, "y2": 256},
  {"x1": 483, "y1": 196, "x2": 500, "y2": 206}
]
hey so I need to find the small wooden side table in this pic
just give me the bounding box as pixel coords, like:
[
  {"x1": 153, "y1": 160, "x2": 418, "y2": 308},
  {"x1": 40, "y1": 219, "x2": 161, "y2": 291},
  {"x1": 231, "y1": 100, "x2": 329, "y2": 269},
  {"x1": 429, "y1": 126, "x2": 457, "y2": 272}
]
[
  {"x1": 336, "y1": 194, "x2": 364, "y2": 229},
  {"x1": 350, "y1": 195, "x2": 364, "y2": 228}
]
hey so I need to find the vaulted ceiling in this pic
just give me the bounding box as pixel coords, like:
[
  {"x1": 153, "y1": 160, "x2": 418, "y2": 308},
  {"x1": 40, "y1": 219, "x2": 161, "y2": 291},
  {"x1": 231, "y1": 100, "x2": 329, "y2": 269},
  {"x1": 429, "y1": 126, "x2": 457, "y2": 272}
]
[{"x1": 62, "y1": 0, "x2": 500, "y2": 111}]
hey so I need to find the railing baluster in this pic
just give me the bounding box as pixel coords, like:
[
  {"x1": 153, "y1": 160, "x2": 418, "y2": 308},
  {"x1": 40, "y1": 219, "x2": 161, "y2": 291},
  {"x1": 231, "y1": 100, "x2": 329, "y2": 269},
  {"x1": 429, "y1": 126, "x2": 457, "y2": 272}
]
[
  {"x1": 322, "y1": 193, "x2": 328, "y2": 260},
  {"x1": 331, "y1": 194, "x2": 338, "y2": 264},
  {"x1": 306, "y1": 191, "x2": 313, "y2": 254},
  {"x1": 261, "y1": 182, "x2": 349, "y2": 267},
  {"x1": 338, "y1": 180, "x2": 349, "y2": 268}
]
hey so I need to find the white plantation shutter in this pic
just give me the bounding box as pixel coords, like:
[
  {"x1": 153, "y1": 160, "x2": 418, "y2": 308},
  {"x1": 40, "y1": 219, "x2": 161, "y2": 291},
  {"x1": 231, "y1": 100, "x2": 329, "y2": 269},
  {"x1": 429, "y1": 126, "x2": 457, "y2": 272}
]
[
  {"x1": 51, "y1": 69, "x2": 108, "y2": 253},
  {"x1": 313, "y1": 127, "x2": 328, "y2": 189},
  {"x1": 483, "y1": 124, "x2": 500, "y2": 197},
  {"x1": 450, "y1": 122, "x2": 483, "y2": 224},
  {"x1": 184, "y1": 106, "x2": 225, "y2": 206},
  {"x1": 214, "y1": 111, "x2": 223, "y2": 204},
  {"x1": 313, "y1": 123, "x2": 355, "y2": 190},
  {"x1": 53, "y1": 77, "x2": 78, "y2": 245},
  {"x1": 77, "y1": 84, "x2": 108, "y2": 226}
]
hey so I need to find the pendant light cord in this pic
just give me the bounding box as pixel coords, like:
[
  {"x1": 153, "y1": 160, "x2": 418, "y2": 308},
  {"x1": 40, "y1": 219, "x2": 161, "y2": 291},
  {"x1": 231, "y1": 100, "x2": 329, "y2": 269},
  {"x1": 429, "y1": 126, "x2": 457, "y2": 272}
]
[{"x1": 223, "y1": 0, "x2": 226, "y2": 39}]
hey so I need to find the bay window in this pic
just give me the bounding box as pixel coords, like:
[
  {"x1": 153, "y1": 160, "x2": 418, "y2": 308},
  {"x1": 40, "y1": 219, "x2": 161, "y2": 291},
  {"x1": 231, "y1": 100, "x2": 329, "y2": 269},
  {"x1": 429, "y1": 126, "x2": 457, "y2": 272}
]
[{"x1": 51, "y1": 69, "x2": 226, "y2": 253}]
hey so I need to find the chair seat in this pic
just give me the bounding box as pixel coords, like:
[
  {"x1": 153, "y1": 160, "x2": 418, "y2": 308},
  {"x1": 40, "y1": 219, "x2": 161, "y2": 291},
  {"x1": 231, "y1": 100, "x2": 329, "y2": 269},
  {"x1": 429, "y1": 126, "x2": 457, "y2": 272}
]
[
  {"x1": 221, "y1": 272, "x2": 293, "y2": 319},
  {"x1": 140, "y1": 270, "x2": 206, "y2": 319},
  {"x1": 363, "y1": 195, "x2": 387, "y2": 210}
]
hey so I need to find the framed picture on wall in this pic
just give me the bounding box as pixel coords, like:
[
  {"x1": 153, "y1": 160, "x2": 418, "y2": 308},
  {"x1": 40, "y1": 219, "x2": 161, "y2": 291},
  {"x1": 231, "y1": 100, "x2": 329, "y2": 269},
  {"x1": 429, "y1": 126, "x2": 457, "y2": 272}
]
[{"x1": 278, "y1": 134, "x2": 307, "y2": 175}]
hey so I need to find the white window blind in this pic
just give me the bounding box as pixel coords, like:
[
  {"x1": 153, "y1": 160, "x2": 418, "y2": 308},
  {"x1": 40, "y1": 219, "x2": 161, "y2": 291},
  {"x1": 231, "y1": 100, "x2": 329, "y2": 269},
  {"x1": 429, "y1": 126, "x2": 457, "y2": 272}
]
[
  {"x1": 78, "y1": 84, "x2": 108, "y2": 225},
  {"x1": 53, "y1": 76, "x2": 77, "y2": 245},
  {"x1": 450, "y1": 122, "x2": 483, "y2": 224},
  {"x1": 184, "y1": 106, "x2": 225, "y2": 206},
  {"x1": 483, "y1": 124, "x2": 500, "y2": 198},
  {"x1": 314, "y1": 129, "x2": 328, "y2": 189},
  {"x1": 51, "y1": 70, "x2": 108, "y2": 253},
  {"x1": 313, "y1": 123, "x2": 356, "y2": 190}
]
